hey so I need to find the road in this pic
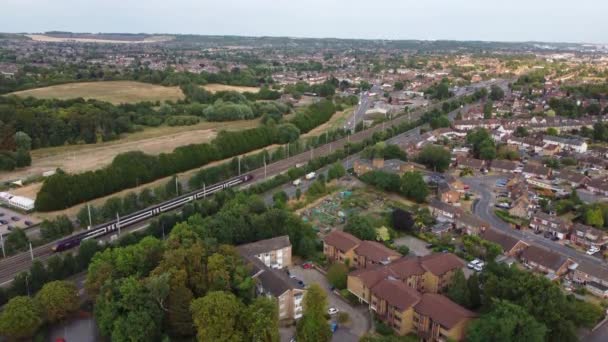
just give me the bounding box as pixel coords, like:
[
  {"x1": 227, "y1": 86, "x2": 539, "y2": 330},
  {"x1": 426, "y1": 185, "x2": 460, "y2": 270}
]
[
  {"x1": 463, "y1": 176, "x2": 608, "y2": 269},
  {"x1": 0, "y1": 79, "x2": 505, "y2": 286}
]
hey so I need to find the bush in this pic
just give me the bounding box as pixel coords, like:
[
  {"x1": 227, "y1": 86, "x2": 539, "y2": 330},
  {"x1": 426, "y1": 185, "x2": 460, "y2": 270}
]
[
  {"x1": 166, "y1": 115, "x2": 200, "y2": 126},
  {"x1": 327, "y1": 263, "x2": 349, "y2": 290}
]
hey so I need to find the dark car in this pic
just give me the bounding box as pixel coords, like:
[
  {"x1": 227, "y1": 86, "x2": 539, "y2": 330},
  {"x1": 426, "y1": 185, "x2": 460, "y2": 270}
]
[
  {"x1": 0, "y1": 219, "x2": 7, "y2": 225},
  {"x1": 11, "y1": 216, "x2": 19, "y2": 221},
  {"x1": 544, "y1": 232, "x2": 553, "y2": 239},
  {"x1": 0, "y1": 212, "x2": 4, "y2": 217},
  {"x1": 24, "y1": 220, "x2": 33, "y2": 226}
]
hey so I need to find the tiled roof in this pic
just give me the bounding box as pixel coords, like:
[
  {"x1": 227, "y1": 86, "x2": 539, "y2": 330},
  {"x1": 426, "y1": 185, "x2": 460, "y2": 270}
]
[
  {"x1": 520, "y1": 245, "x2": 568, "y2": 271},
  {"x1": 414, "y1": 293, "x2": 477, "y2": 329},
  {"x1": 480, "y1": 229, "x2": 526, "y2": 252},
  {"x1": 237, "y1": 235, "x2": 291, "y2": 257},
  {"x1": 419, "y1": 253, "x2": 465, "y2": 276},
  {"x1": 355, "y1": 241, "x2": 402, "y2": 263},
  {"x1": 324, "y1": 230, "x2": 361, "y2": 252},
  {"x1": 371, "y1": 278, "x2": 421, "y2": 311}
]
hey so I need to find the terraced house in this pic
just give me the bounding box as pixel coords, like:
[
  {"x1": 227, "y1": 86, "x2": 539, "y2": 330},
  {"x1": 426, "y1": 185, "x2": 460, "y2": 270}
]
[
  {"x1": 323, "y1": 230, "x2": 402, "y2": 268},
  {"x1": 347, "y1": 253, "x2": 474, "y2": 340}
]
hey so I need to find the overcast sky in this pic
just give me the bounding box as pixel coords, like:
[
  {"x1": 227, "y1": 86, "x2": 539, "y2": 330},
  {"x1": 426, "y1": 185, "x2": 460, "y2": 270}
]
[{"x1": 2, "y1": 0, "x2": 606, "y2": 43}]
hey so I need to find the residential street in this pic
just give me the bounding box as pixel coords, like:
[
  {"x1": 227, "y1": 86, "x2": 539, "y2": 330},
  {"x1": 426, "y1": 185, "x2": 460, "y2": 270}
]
[{"x1": 462, "y1": 176, "x2": 608, "y2": 269}]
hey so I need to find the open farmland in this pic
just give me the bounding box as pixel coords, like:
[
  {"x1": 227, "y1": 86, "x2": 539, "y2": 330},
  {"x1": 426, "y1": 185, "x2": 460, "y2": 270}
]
[
  {"x1": 8, "y1": 81, "x2": 185, "y2": 104},
  {"x1": 202, "y1": 83, "x2": 260, "y2": 93},
  {"x1": 0, "y1": 118, "x2": 261, "y2": 183}
]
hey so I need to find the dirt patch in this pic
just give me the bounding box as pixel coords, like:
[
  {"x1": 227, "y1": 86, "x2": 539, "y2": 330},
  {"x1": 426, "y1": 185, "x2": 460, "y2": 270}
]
[
  {"x1": 202, "y1": 84, "x2": 260, "y2": 93},
  {"x1": 8, "y1": 81, "x2": 184, "y2": 104},
  {"x1": 301, "y1": 107, "x2": 353, "y2": 138}
]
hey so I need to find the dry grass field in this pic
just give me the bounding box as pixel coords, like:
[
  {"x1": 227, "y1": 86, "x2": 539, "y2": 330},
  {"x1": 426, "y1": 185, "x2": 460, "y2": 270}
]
[
  {"x1": 1, "y1": 118, "x2": 261, "y2": 184},
  {"x1": 301, "y1": 107, "x2": 353, "y2": 138},
  {"x1": 9, "y1": 81, "x2": 185, "y2": 104},
  {"x1": 26, "y1": 34, "x2": 174, "y2": 44},
  {"x1": 202, "y1": 84, "x2": 260, "y2": 93}
]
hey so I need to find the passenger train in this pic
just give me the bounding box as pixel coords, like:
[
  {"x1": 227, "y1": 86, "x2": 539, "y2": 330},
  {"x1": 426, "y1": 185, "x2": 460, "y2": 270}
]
[{"x1": 52, "y1": 174, "x2": 254, "y2": 252}]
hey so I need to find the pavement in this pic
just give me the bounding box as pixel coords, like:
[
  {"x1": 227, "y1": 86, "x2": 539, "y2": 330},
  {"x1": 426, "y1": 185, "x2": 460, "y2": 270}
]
[
  {"x1": 394, "y1": 236, "x2": 431, "y2": 256},
  {"x1": 287, "y1": 265, "x2": 371, "y2": 342},
  {"x1": 462, "y1": 176, "x2": 608, "y2": 269}
]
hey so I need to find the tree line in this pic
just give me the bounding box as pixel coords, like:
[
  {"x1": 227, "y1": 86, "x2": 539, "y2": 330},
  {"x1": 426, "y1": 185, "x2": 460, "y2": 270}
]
[{"x1": 34, "y1": 99, "x2": 336, "y2": 211}]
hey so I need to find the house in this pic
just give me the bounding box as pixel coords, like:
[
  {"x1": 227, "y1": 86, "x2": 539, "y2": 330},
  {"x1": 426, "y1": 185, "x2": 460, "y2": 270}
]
[
  {"x1": 489, "y1": 159, "x2": 518, "y2": 173},
  {"x1": 456, "y1": 157, "x2": 485, "y2": 171},
  {"x1": 520, "y1": 245, "x2": 573, "y2": 277},
  {"x1": 522, "y1": 163, "x2": 552, "y2": 179},
  {"x1": 543, "y1": 135, "x2": 588, "y2": 153},
  {"x1": 508, "y1": 196, "x2": 532, "y2": 219},
  {"x1": 238, "y1": 236, "x2": 304, "y2": 320},
  {"x1": 237, "y1": 235, "x2": 292, "y2": 269},
  {"x1": 571, "y1": 261, "x2": 608, "y2": 297},
  {"x1": 428, "y1": 199, "x2": 465, "y2": 221},
  {"x1": 541, "y1": 143, "x2": 561, "y2": 156},
  {"x1": 323, "y1": 230, "x2": 362, "y2": 264},
  {"x1": 455, "y1": 213, "x2": 489, "y2": 236},
  {"x1": 570, "y1": 223, "x2": 608, "y2": 249},
  {"x1": 413, "y1": 293, "x2": 477, "y2": 341},
  {"x1": 438, "y1": 182, "x2": 461, "y2": 204},
  {"x1": 556, "y1": 171, "x2": 590, "y2": 188},
  {"x1": 587, "y1": 177, "x2": 608, "y2": 196},
  {"x1": 529, "y1": 212, "x2": 571, "y2": 239},
  {"x1": 353, "y1": 241, "x2": 402, "y2": 268},
  {"x1": 480, "y1": 229, "x2": 529, "y2": 257},
  {"x1": 444, "y1": 175, "x2": 466, "y2": 193}
]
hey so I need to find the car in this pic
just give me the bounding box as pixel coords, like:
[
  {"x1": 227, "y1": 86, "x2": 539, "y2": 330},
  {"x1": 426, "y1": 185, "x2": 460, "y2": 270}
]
[
  {"x1": 24, "y1": 220, "x2": 32, "y2": 226},
  {"x1": 473, "y1": 262, "x2": 485, "y2": 272},
  {"x1": 298, "y1": 280, "x2": 306, "y2": 288},
  {"x1": 7, "y1": 225, "x2": 14, "y2": 231},
  {"x1": 534, "y1": 230, "x2": 542, "y2": 235},
  {"x1": 11, "y1": 216, "x2": 20, "y2": 221},
  {"x1": 0, "y1": 212, "x2": 4, "y2": 216},
  {"x1": 544, "y1": 232, "x2": 553, "y2": 239},
  {"x1": 0, "y1": 219, "x2": 7, "y2": 224},
  {"x1": 328, "y1": 307, "x2": 339, "y2": 315},
  {"x1": 467, "y1": 259, "x2": 481, "y2": 269},
  {"x1": 302, "y1": 262, "x2": 313, "y2": 269},
  {"x1": 290, "y1": 338, "x2": 296, "y2": 342},
  {"x1": 551, "y1": 236, "x2": 559, "y2": 241}
]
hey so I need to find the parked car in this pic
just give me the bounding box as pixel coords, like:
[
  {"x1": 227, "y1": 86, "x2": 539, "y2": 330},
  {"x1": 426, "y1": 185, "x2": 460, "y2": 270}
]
[
  {"x1": 297, "y1": 280, "x2": 306, "y2": 288},
  {"x1": 473, "y1": 262, "x2": 485, "y2": 272},
  {"x1": 328, "y1": 307, "x2": 339, "y2": 315},
  {"x1": 11, "y1": 216, "x2": 20, "y2": 221},
  {"x1": 302, "y1": 262, "x2": 313, "y2": 269},
  {"x1": 467, "y1": 259, "x2": 481, "y2": 269},
  {"x1": 24, "y1": 220, "x2": 32, "y2": 226},
  {"x1": 0, "y1": 219, "x2": 7, "y2": 225}
]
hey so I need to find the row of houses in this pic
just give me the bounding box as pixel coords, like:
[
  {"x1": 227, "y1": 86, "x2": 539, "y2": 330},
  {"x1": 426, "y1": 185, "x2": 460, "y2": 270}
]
[{"x1": 428, "y1": 199, "x2": 490, "y2": 235}]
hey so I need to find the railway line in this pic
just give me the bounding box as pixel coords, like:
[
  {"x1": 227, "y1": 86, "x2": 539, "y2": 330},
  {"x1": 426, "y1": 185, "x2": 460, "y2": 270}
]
[{"x1": 0, "y1": 79, "x2": 506, "y2": 286}]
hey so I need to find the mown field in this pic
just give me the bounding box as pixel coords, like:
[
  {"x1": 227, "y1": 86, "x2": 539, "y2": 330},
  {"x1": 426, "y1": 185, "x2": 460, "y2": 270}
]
[
  {"x1": 8, "y1": 81, "x2": 185, "y2": 104},
  {"x1": 202, "y1": 84, "x2": 260, "y2": 93}
]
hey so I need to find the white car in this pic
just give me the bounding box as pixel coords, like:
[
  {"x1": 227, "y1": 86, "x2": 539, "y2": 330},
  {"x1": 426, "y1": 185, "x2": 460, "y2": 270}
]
[
  {"x1": 328, "y1": 307, "x2": 339, "y2": 315},
  {"x1": 473, "y1": 262, "x2": 485, "y2": 272},
  {"x1": 586, "y1": 247, "x2": 600, "y2": 255},
  {"x1": 467, "y1": 259, "x2": 481, "y2": 269}
]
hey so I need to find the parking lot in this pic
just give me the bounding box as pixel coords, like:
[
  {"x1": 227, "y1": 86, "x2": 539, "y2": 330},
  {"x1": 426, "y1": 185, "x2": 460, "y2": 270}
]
[
  {"x1": 0, "y1": 206, "x2": 40, "y2": 236},
  {"x1": 283, "y1": 265, "x2": 371, "y2": 342}
]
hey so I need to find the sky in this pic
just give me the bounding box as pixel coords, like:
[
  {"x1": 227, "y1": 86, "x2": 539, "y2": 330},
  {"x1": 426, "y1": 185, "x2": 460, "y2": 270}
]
[{"x1": 1, "y1": 0, "x2": 607, "y2": 44}]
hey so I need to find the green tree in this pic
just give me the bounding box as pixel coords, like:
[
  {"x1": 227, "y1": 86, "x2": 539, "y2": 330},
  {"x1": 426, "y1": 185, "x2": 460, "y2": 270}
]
[
  {"x1": 546, "y1": 127, "x2": 558, "y2": 136},
  {"x1": 467, "y1": 273, "x2": 481, "y2": 309},
  {"x1": 297, "y1": 284, "x2": 331, "y2": 342},
  {"x1": 483, "y1": 100, "x2": 493, "y2": 119},
  {"x1": 400, "y1": 172, "x2": 429, "y2": 203},
  {"x1": 585, "y1": 207, "x2": 604, "y2": 228},
  {"x1": 394, "y1": 81, "x2": 404, "y2": 91},
  {"x1": 467, "y1": 300, "x2": 546, "y2": 342},
  {"x1": 35, "y1": 281, "x2": 80, "y2": 322},
  {"x1": 430, "y1": 115, "x2": 451, "y2": 129},
  {"x1": 242, "y1": 297, "x2": 280, "y2": 342},
  {"x1": 514, "y1": 126, "x2": 528, "y2": 137},
  {"x1": 345, "y1": 215, "x2": 376, "y2": 240},
  {"x1": 416, "y1": 145, "x2": 451, "y2": 172},
  {"x1": 447, "y1": 269, "x2": 469, "y2": 307},
  {"x1": 191, "y1": 291, "x2": 244, "y2": 342},
  {"x1": 14, "y1": 131, "x2": 32, "y2": 151},
  {"x1": 0, "y1": 296, "x2": 43, "y2": 339},
  {"x1": 327, "y1": 263, "x2": 349, "y2": 289},
  {"x1": 489, "y1": 85, "x2": 505, "y2": 101},
  {"x1": 327, "y1": 162, "x2": 346, "y2": 180}
]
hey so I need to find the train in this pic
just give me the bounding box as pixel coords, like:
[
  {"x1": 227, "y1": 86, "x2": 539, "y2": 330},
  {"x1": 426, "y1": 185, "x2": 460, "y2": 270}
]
[{"x1": 52, "y1": 174, "x2": 254, "y2": 252}]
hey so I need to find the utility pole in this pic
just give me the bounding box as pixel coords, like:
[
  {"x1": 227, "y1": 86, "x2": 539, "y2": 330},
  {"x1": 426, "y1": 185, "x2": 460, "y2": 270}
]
[
  {"x1": 87, "y1": 203, "x2": 92, "y2": 229},
  {"x1": 116, "y1": 212, "x2": 121, "y2": 236},
  {"x1": 29, "y1": 242, "x2": 34, "y2": 261},
  {"x1": 238, "y1": 156, "x2": 241, "y2": 176},
  {"x1": 286, "y1": 143, "x2": 290, "y2": 157},
  {"x1": 175, "y1": 177, "x2": 179, "y2": 196},
  {"x1": 0, "y1": 233, "x2": 5, "y2": 258},
  {"x1": 310, "y1": 146, "x2": 313, "y2": 161},
  {"x1": 25, "y1": 274, "x2": 30, "y2": 297},
  {"x1": 161, "y1": 222, "x2": 165, "y2": 240},
  {"x1": 263, "y1": 155, "x2": 267, "y2": 179}
]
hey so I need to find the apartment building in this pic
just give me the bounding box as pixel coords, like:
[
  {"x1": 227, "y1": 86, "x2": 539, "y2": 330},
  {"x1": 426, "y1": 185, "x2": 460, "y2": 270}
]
[
  {"x1": 323, "y1": 230, "x2": 401, "y2": 268},
  {"x1": 237, "y1": 236, "x2": 304, "y2": 321}
]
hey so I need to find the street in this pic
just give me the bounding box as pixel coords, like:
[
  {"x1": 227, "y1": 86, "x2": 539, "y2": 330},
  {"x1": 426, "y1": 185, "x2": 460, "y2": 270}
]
[{"x1": 462, "y1": 176, "x2": 608, "y2": 269}]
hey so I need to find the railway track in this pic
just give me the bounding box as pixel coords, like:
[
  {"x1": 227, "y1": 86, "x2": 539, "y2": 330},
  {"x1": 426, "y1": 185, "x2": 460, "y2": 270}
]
[{"x1": 0, "y1": 80, "x2": 505, "y2": 286}]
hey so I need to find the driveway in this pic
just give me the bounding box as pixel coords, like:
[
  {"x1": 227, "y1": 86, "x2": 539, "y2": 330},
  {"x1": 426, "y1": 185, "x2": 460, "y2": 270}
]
[
  {"x1": 394, "y1": 235, "x2": 431, "y2": 256},
  {"x1": 288, "y1": 266, "x2": 371, "y2": 342}
]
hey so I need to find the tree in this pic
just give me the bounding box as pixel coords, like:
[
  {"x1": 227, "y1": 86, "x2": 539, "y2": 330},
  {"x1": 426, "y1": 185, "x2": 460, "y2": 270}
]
[
  {"x1": 35, "y1": 281, "x2": 80, "y2": 322},
  {"x1": 400, "y1": 172, "x2": 429, "y2": 203},
  {"x1": 430, "y1": 115, "x2": 451, "y2": 129},
  {"x1": 489, "y1": 85, "x2": 505, "y2": 101},
  {"x1": 327, "y1": 162, "x2": 346, "y2": 181},
  {"x1": 272, "y1": 191, "x2": 289, "y2": 206},
  {"x1": 585, "y1": 207, "x2": 604, "y2": 228},
  {"x1": 345, "y1": 215, "x2": 376, "y2": 240},
  {"x1": 190, "y1": 291, "x2": 244, "y2": 342},
  {"x1": 242, "y1": 297, "x2": 280, "y2": 342},
  {"x1": 546, "y1": 127, "x2": 558, "y2": 136},
  {"x1": 467, "y1": 273, "x2": 481, "y2": 309},
  {"x1": 416, "y1": 145, "x2": 451, "y2": 172},
  {"x1": 0, "y1": 296, "x2": 43, "y2": 339},
  {"x1": 391, "y1": 208, "x2": 415, "y2": 232},
  {"x1": 297, "y1": 284, "x2": 331, "y2": 342},
  {"x1": 447, "y1": 269, "x2": 469, "y2": 307},
  {"x1": 514, "y1": 126, "x2": 529, "y2": 137},
  {"x1": 467, "y1": 300, "x2": 546, "y2": 342},
  {"x1": 394, "y1": 81, "x2": 404, "y2": 91},
  {"x1": 327, "y1": 263, "x2": 349, "y2": 290},
  {"x1": 483, "y1": 101, "x2": 493, "y2": 119},
  {"x1": 14, "y1": 131, "x2": 32, "y2": 151}
]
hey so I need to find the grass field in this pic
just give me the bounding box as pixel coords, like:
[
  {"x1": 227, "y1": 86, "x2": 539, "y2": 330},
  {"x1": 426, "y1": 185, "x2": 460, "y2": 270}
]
[
  {"x1": 1, "y1": 118, "x2": 261, "y2": 184},
  {"x1": 9, "y1": 81, "x2": 185, "y2": 104},
  {"x1": 301, "y1": 107, "x2": 353, "y2": 138},
  {"x1": 202, "y1": 84, "x2": 260, "y2": 93}
]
